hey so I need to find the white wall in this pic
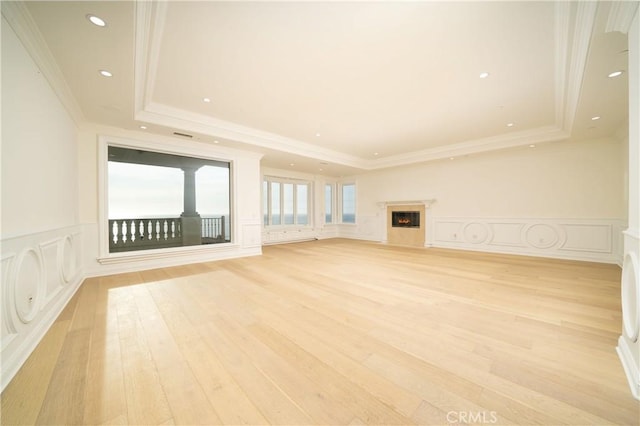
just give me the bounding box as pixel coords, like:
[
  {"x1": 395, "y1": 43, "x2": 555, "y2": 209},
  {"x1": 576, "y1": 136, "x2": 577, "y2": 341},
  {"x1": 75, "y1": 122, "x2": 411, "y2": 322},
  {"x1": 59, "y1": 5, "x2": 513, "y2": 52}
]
[
  {"x1": 1, "y1": 17, "x2": 78, "y2": 238},
  {"x1": 346, "y1": 137, "x2": 626, "y2": 262},
  {"x1": 1, "y1": 16, "x2": 83, "y2": 390}
]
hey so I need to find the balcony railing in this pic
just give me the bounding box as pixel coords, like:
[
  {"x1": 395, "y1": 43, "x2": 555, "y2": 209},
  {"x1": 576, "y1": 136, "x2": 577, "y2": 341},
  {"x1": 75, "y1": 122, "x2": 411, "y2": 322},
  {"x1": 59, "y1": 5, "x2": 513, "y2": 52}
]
[
  {"x1": 109, "y1": 216, "x2": 227, "y2": 252},
  {"x1": 201, "y1": 216, "x2": 226, "y2": 244}
]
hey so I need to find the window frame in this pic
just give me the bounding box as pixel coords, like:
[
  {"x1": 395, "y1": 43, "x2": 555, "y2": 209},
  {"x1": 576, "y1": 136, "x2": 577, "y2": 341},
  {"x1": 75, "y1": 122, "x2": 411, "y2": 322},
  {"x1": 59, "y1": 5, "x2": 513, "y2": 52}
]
[
  {"x1": 98, "y1": 135, "x2": 236, "y2": 263},
  {"x1": 263, "y1": 176, "x2": 312, "y2": 228}
]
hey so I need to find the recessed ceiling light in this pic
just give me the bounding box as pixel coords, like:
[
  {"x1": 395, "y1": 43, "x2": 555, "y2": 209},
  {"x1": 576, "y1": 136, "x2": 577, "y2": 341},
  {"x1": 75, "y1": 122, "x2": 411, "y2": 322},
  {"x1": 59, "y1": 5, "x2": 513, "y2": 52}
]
[
  {"x1": 139, "y1": 125, "x2": 147, "y2": 130},
  {"x1": 319, "y1": 168, "x2": 323, "y2": 171},
  {"x1": 479, "y1": 72, "x2": 490, "y2": 79},
  {"x1": 591, "y1": 116, "x2": 601, "y2": 121},
  {"x1": 608, "y1": 70, "x2": 624, "y2": 78},
  {"x1": 99, "y1": 70, "x2": 113, "y2": 77},
  {"x1": 315, "y1": 133, "x2": 321, "y2": 137},
  {"x1": 373, "y1": 152, "x2": 379, "y2": 156},
  {"x1": 203, "y1": 97, "x2": 211, "y2": 103},
  {"x1": 529, "y1": 144, "x2": 536, "y2": 148},
  {"x1": 87, "y1": 14, "x2": 106, "y2": 27},
  {"x1": 449, "y1": 157, "x2": 455, "y2": 160},
  {"x1": 289, "y1": 163, "x2": 294, "y2": 167},
  {"x1": 213, "y1": 140, "x2": 219, "y2": 144},
  {"x1": 506, "y1": 123, "x2": 514, "y2": 127}
]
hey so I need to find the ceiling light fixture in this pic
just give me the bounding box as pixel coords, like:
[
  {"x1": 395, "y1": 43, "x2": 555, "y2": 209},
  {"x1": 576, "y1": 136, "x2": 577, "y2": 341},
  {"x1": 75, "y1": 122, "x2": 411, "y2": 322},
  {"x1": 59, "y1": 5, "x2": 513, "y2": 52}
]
[
  {"x1": 608, "y1": 70, "x2": 623, "y2": 78},
  {"x1": 373, "y1": 152, "x2": 379, "y2": 156},
  {"x1": 529, "y1": 144, "x2": 536, "y2": 148},
  {"x1": 99, "y1": 70, "x2": 113, "y2": 77},
  {"x1": 506, "y1": 123, "x2": 514, "y2": 127},
  {"x1": 139, "y1": 125, "x2": 147, "y2": 130},
  {"x1": 449, "y1": 157, "x2": 455, "y2": 160},
  {"x1": 289, "y1": 163, "x2": 295, "y2": 167},
  {"x1": 316, "y1": 133, "x2": 321, "y2": 137},
  {"x1": 203, "y1": 97, "x2": 211, "y2": 103},
  {"x1": 87, "y1": 14, "x2": 106, "y2": 27},
  {"x1": 479, "y1": 72, "x2": 490, "y2": 79},
  {"x1": 591, "y1": 116, "x2": 601, "y2": 121},
  {"x1": 213, "y1": 140, "x2": 219, "y2": 144}
]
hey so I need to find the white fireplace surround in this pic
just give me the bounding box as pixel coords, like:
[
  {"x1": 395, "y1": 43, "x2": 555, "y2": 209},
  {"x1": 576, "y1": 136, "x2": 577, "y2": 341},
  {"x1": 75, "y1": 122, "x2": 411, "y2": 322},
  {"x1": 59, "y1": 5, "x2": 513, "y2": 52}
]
[{"x1": 377, "y1": 199, "x2": 437, "y2": 247}]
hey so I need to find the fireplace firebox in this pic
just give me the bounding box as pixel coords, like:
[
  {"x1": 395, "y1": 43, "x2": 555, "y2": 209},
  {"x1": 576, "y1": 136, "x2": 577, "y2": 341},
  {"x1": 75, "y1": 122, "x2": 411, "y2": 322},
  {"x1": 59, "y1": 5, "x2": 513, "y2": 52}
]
[{"x1": 392, "y1": 211, "x2": 420, "y2": 228}]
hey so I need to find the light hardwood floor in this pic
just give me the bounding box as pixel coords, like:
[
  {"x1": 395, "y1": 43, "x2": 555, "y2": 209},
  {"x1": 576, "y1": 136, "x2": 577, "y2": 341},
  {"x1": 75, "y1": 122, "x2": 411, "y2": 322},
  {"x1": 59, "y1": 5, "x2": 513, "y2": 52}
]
[{"x1": 1, "y1": 239, "x2": 638, "y2": 425}]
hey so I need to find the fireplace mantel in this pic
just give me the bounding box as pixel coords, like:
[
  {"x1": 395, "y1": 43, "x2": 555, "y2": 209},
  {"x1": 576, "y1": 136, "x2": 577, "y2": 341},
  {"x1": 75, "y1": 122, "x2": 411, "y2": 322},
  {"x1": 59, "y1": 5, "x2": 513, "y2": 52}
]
[
  {"x1": 378, "y1": 199, "x2": 436, "y2": 247},
  {"x1": 376, "y1": 199, "x2": 436, "y2": 209}
]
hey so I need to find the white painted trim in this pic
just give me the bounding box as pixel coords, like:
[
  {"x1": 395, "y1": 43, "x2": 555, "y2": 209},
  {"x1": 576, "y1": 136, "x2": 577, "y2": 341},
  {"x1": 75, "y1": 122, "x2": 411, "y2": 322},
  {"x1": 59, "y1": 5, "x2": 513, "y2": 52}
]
[
  {"x1": 128, "y1": 2, "x2": 598, "y2": 172},
  {"x1": 95, "y1": 134, "x2": 263, "y2": 272},
  {"x1": 136, "y1": 103, "x2": 366, "y2": 169},
  {"x1": 133, "y1": 1, "x2": 168, "y2": 115},
  {"x1": 560, "y1": 2, "x2": 598, "y2": 134},
  {"x1": 343, "y1": 216, "x2": 625, "y2": 264},
  {"x1": 1, "y1": 226, "x2": 85, "y2": 392},
  {"x1": 0, "y1": 2, "x2": 85, "y2": 125},
  {"x1": 606, "y1": 1, "x2": 640, "y2": 34},
  {"x1": 617, "y1": 336, "x2": 640, "y2": 400},
  {"x1": 554, "y1": 1, "x2": 571, "y2": 127},
  {"x1": 0, "y1": 274, "x2": 83, "y2": 392},
  {"x1": 625, "y1": 227, "x2": 640, "y2": 240}
]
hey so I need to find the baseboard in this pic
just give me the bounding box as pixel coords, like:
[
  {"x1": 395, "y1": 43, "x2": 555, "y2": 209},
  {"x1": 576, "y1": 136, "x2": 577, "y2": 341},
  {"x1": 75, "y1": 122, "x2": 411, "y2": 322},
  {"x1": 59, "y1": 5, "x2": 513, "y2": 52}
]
[{"x1": 617, "y1": 336, "x2": 640, "y2": 400}]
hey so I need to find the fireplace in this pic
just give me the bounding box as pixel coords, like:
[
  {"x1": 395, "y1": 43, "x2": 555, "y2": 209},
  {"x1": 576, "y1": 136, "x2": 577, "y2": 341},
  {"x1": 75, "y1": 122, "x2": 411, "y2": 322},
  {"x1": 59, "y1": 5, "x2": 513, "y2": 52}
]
[
  {"x1": 379, "y1": 200, "x2": 435, "y2": 247},
  {"x1": 392, "y1": 211, "x2": 420, "y2": 228}
]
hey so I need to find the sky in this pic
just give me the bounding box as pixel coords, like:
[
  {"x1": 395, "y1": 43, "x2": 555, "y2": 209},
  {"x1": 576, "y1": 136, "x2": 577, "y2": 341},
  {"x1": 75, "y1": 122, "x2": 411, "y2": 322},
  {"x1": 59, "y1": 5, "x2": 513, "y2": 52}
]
[{"x1": 108, "y1": 162, "x2": 230, "y2": 219}]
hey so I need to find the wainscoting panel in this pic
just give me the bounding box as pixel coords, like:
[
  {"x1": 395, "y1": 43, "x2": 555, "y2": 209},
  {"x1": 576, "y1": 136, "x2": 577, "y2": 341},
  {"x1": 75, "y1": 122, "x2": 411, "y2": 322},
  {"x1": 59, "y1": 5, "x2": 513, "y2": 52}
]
[
  {"x1": 0, "y1": 226, "x2": 84, "y2": 391},
  {"x1": 263, "y1": 227, "x2": 320, "y2": 244},
  {"x1": 241, "y1": 222, "x2": 263, "y2": 249},
  {"x1": 432, "y1": 218, "x2": 624, "y2": 264}
]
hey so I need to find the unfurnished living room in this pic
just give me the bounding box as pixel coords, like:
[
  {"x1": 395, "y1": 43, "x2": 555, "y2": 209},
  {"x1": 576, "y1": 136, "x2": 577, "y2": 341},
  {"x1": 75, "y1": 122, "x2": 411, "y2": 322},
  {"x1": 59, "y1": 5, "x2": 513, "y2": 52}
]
[{"x1": 1, "y1": 1, "x2": 639, "y2": 425}]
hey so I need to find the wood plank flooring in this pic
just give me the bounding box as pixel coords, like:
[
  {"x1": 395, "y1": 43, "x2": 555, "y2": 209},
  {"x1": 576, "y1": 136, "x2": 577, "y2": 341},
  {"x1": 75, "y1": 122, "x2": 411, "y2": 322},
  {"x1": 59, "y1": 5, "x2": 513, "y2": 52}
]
[{"x1": 2, "y1": 239, "x2": 638, "y2": 425}]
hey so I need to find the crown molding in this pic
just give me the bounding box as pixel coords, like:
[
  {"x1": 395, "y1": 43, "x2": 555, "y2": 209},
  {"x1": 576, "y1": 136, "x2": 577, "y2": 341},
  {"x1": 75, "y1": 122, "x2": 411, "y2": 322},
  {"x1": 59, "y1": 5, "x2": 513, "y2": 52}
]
[
  {"x1": 133, "y1": 0, "x2": 167, "y2": 115},
  {"x1": 1, "y1": 2, "x2": 85, "y2": 126},
  {"x1": 133, "y1": 2, "x2": 596, "y2": 173},
  {"x1": 136, "y1": 102, "x2": 368, "y2": 170},
  {"x1": 368, "y1": 126, "x2": 569, "y2": 170},
  {"x1": 557, "y1": 1, "x2": 598, "y2": 134},
  {"x1": 606, "y1": 1, "x2": 639, "y2": 34}
]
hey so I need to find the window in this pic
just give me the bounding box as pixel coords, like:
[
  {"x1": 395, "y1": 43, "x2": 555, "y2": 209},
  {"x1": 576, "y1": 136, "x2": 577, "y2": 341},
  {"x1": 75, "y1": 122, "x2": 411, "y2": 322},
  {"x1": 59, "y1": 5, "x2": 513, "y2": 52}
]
[
  {"x1": 297, "y1": 185, "x2": 308, "y2": 225},
  {"x1": 263, "y1": 177, "x2": 311, "y2": 227},
  {"x1": 341, "y1": 183, "x2": 356, "y2": 223},
  {"x1": 107, "y1": 146, "x2": 231, "y2": 253},
  {"x1": 325, "y1": 184, "x2": 333, "y2": 224},
  {"x1": 271, "y1": 181, "x2": 281, "y2": 225}
]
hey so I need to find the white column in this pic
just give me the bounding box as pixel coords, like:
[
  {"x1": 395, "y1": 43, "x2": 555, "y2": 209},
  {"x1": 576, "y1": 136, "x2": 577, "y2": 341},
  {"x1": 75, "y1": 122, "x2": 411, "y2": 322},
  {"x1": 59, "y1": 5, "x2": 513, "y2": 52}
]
[
  {"x1": 180, "y1": 166, "x2": 202, "y2": 245},
  {"x1": 617, "y1": 9, "x2": 640, "y2": 401}
]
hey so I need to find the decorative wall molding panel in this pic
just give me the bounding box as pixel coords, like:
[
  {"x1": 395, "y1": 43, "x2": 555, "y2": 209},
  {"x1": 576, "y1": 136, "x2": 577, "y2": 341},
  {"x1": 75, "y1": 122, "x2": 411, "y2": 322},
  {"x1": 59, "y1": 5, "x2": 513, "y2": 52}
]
[
  {"x1": 261, "y1": 214, "x2": 625, "y2": 265},
  {"x1": 431, "y1": 217, "x2": 625, "y2": 264},
  {"x1": 1, "y1": 225, "x2": 83, "y2": 391},
  {"x1": 618, "y1": 228, "x2": 640, "y2": 400}
]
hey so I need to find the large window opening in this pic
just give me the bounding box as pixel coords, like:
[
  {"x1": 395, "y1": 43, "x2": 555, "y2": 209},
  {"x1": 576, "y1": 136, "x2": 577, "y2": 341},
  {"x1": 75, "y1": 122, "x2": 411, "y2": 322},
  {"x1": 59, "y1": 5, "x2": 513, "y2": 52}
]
[
  {"x1": 263, "y1": 177, "x2": 311, "y2": 227},
  {"x1": 107, "y1": 146, "x2": 231, "y2": 253}
]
